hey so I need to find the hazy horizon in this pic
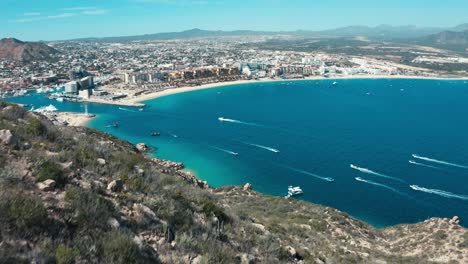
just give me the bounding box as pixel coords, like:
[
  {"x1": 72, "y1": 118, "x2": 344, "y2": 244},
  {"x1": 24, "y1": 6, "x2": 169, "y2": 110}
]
[{"x1": 2, "y1": 0, "x2": 468, "y2": 41}]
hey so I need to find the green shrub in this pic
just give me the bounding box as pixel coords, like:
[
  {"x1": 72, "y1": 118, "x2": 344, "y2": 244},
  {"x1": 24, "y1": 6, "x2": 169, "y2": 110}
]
[
  {"x1": 37, "y1": 161, "x2": 65, "y2": 186},
  {"x1": 101, "y1": 231, "x2": 151, "y2": 264},
  {"x1": 28, "y1": 117, "x2": 46, "y2": 136},
  {"x1": 73, "y1": 144, "x2": 98, "y2": 168},
  {"x1": 55, "y1": 244, "x2": 78, "y2": 264},
  {"x1": 202, "y1": 200, "x2": 229, "y2": 223},
  {"x1": 119, "y1": 174, "x2": 146, "y2": 192},
  {"x1": 64, "y1": 186, "x2": 113, "y2": 231},
  {"x1": 0, "y1": 190, "x2": 48, "y2": 235},
  {"x1": 118, "y1": 153, "x2": 145, "y2": 173}
]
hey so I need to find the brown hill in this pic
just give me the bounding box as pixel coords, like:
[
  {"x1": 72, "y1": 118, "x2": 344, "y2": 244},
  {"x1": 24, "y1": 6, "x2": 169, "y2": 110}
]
[{"x1": 0, "y1": 38, "x2": 58, "y2": 62}]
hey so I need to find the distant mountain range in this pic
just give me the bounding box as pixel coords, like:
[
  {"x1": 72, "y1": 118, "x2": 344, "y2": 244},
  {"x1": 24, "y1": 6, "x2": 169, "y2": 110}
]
[
  {"x1": 416, "y1": 29, "x2": 468, "y2": 52},
  {"x1": 0, "y1": 38, "x2": 58, "y2": 62},
  {"x1": 65, "y1": 24, "x2": 468, "y2": 43},
  {"x1": 1, "y1": 24, "x2": 466, "y2": 62}
]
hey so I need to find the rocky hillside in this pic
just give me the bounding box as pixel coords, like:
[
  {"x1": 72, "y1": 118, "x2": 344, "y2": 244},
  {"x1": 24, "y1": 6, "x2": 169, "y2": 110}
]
[
  {"x1": 0, "y1": 102, "x2": 467, "y2": 263},
  {"x1": 0, "y1": 38, "x2": 58, "y2": 62}
]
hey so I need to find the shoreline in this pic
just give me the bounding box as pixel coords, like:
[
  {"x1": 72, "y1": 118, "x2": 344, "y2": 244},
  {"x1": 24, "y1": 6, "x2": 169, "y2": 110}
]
[
  {"x1": 118, "y1": 74, "x2": 468, "y2": 104},
  {"x1": 54, "y1": 112, "x2": 96, "y2": 127}
]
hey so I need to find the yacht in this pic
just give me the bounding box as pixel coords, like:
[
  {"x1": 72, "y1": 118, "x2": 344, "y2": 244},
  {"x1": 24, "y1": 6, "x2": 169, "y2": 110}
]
[
  {"x1": 286, "y1": 186, "x2": 304, "y2": 198},
  {"x1": 218, "y1": 117, "x2": 227, "y2": 122}
]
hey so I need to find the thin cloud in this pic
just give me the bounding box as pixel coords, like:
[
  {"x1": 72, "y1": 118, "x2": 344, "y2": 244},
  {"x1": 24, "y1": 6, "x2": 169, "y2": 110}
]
[
  {"x1": 62, "y1": 7, "x2": 97, "y2": 11},
  {"x1": 133, "y1": 0, "x2": 209, "y2": 4},
  {"x1": 23, "y1": 12, "x2": 41, "y2": 16},
  {"x1": 48, "y1": 13, "x2": 76, "y2": 19},
  {"x1": 16, "y1": 13, "x2": 76, "y2": 23},
  {"x1": 82, "y1": 9, "x2": 110, "y2": 15}
]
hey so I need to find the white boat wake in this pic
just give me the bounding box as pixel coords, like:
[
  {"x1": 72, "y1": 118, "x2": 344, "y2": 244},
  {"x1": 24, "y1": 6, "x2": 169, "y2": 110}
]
[
  {"x1": 244, "y1": 142, "x2": 280, "y2": 153},
  {"x1": 218, "y1": 117, "x2": 261, "y2": 127},
  {"x1": 409, "y1": 160, "x2": 440, "y2": 170},
  {"x1": 410, "y1": 185, "x2": 468, "y2": 201},
  {"x1": 211, "y1": 146, "x2": 238, "y2": 156},
  {"x1": 412, "y1": 154, "x2": 468, "y2": 169},
  {"x1": 284, "y1": 165, "x2": 334, "y2": 182},
  {"x1": 355, "y1": 177, "x2": 406, "y2": 197},
  {"x1": 119, "y1": 107, "x2": 139, "y2": 113},
  {"x1": 350, "y1": 164, "x2": 405, "y2": 183}
]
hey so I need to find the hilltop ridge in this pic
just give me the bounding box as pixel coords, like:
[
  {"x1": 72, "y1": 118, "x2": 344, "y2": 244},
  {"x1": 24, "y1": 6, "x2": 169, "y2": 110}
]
[{"x1": 0, "y1": 38, "x2": 58, "y2": 62}]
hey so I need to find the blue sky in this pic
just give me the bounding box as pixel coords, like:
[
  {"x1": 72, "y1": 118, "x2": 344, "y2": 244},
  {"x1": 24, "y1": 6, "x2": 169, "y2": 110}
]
[{"x1": 1, "y1": 0, "x2": 467, "y2": 41}]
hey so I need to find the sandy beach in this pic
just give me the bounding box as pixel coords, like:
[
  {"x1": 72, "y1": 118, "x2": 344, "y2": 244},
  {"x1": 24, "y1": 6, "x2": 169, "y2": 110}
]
[
  {"x1": 55, "y1": 112, "x2": 96, "y2": 127},
  {"x1": 120, "y1": 74, "x2": 468, "y2": 104}
]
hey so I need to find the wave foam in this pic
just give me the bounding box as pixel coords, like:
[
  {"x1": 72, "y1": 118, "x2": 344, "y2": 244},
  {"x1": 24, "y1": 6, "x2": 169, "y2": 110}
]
[
  {"x1": 282, "y1": 165, "x2": 334, "y2": 182},
  {"x1": 244, "y1": 142, "x2": 280, "y2": 153},
  {"x1": 118, "y1": 107, "x2": 139, "y2": 113},
  {"x1": 410, "y1": 185, "x2": 468, "y2": 201},
  {"x1": 409, "y1": 160, "x2": 440, "y2": 170},
  {"x1": 218, "y1": 117, "x2": 261, "y2": 127},
  {"x1": 350, "y1": 164, "x2": 405, "y2": 183},
  {"x1": 355, "y1": 177, "x2": 406, "y2": 196},
  {"x1": 412, "y1": 154, "x2": 468, "y2": 169},
  {"x1": 211, "y1": 146, "x2": 238, "y2": 156}
]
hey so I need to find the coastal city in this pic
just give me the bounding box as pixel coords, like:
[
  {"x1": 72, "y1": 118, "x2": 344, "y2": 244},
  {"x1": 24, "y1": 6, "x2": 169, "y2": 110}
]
[
  {"x1": 1, "y1": 36, "x2": 466, "y2": 107},
  {"x1": 2, "y1": 0, "x2": 468, "y2": 263}
]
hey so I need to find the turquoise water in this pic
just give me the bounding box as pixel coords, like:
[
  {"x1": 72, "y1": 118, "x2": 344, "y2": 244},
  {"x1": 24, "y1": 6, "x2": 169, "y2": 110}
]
[{"x1": 7, "y1": 79, "x2": 468, "y2": 228}]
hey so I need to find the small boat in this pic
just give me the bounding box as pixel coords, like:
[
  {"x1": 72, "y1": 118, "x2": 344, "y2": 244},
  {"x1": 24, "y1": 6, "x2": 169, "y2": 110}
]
[
  {"x1": 218, "y1": 117, "x2": 226, "y2": 122},
  {"x1": 332, "y1": 81, "x2": 338, "y2": 86},
  {"x1": 150, "y1": 132, "x2": 161, "y2": 137},
  {"x1": 56, "y1": 97, "x2": 64, "y2": 102},
  {"x1": 286, "y1": 186, "x2": 304, "y2": 198},
  {"x1": 113, "y1": 122, "x2": 119, "y2": 128}
]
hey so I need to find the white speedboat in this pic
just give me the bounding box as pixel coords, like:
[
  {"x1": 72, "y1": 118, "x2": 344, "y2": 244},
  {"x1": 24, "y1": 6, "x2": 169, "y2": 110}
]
[{"x1": 286, "y1": 186, "x2": 304, "y2": 198}]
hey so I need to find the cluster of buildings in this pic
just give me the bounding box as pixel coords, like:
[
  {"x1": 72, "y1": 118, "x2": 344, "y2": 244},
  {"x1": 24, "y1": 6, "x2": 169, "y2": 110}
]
[{"x1": 1, "y1": 35, "x2": 457, "y2": 97}]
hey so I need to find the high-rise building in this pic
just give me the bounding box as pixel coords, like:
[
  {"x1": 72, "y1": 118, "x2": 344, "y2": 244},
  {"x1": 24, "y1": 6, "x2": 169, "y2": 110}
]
[
  {"x1": 79, "y1": 76, "x2": 94, "y2": 90},
  {"x1": 64, "y1": 81, "x2": 78, "y2": 94}
]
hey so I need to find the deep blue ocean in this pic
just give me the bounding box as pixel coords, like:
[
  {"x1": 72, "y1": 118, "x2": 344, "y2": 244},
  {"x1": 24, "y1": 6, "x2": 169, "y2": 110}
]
[{"x1": 7, "y1": 79, "x2": 468, "y2": 228}]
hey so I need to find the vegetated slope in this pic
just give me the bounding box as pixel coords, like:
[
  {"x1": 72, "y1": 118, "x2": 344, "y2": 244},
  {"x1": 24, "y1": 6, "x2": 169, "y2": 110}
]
[
  {"x1": 0, "y1": 102, "x2": 467, "y2": 263},
  {"x1": 0, "y1": 38, "x2": 58, "y2": 62}
]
